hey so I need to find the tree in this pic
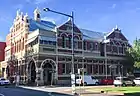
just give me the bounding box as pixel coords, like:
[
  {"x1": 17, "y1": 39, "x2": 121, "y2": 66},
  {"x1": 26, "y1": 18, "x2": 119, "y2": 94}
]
[{"x1": 127, "y1": 38, "x2": 140, "y2": 68}]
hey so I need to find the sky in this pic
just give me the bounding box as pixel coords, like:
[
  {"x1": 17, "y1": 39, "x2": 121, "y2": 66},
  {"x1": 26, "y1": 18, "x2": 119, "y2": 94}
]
[{"x1": 0, "y1": 0, "x2": 140, "y2": 44}]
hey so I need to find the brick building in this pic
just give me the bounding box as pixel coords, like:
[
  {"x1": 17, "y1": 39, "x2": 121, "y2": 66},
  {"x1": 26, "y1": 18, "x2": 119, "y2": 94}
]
[
  {"x1": 0, "y1": 42, "x2": 6, "y2": 61},
  {"x1": 3, "y1": 8, "x2": 131, "y2": 85},
  {"x1": 0, "y1": 42, "x2": 6, "y2": 77}
]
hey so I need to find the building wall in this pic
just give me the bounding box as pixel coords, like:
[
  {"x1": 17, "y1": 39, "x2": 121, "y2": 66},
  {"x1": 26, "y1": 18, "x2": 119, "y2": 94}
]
[
  {"x1": 1, "y1": 61, "x2": 7, "y2": 78},
  {"x1": 0, "y1": 42, "x2": 6, "y2": 61}
]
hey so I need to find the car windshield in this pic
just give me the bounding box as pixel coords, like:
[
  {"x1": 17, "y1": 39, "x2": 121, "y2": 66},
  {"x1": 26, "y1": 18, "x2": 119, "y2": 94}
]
[
  {"x1": 123, "y1": 78, "x2": 131, "y2": 81},
  {"x1": 135, "y1": 78, "x2": 140, "y2": 80},
  {"x1": 1, "y1": 78, "x2": 5, "y2": 80},
  {"x1": 91, "y1": 76, "x2": 95, "y2": 79}
]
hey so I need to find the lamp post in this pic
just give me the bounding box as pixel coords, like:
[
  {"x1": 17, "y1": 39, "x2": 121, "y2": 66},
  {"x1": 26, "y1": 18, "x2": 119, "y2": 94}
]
[
  {"x1": 103, "y1": 38, "x2": 110, "y2": 79},
  {"x1": 43, "y1": 8, "x2": 75, "y2": 94},
  {"x1": 121, "y1": 65, "x2": 123, "y2": 77}
]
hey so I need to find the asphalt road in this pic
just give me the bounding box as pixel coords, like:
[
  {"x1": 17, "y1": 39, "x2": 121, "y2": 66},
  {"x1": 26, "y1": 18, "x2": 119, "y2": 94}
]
[{"x1": 0, "y1": 86, "x2": 73, "y2": 96}]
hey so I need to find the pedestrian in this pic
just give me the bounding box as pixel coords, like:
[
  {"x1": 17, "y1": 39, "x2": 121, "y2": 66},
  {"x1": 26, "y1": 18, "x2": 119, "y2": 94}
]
[{"x1": 16, "y1": 73, "x2": 20, "y2": 87}]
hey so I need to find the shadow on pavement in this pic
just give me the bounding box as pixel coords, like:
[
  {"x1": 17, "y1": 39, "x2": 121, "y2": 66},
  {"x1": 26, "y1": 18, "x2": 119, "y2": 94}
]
[
  {"x1": 124, "y1": 92, "x2": 140, "y2": 96},
  {"x1": 0, "y1": 86, "x2": 73, "y2": 96}
]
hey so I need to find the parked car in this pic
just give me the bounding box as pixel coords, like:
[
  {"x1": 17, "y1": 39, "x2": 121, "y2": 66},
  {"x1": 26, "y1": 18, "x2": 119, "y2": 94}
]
[
  {"x1": 133, "y1": 77, "x2": 140, "y2": 85},
  {"x1": 0, "y1": 78, "x2": 10, "y2": 85},
  {"x1": 100, "y1": 78, "x2": 114, "y2": 85},
  {"x1": 76, "y1": 75, "x2": 99, "y2": 85},
  {"x1": 114, "y1": 77, "x2": 135, "y2": 87}
]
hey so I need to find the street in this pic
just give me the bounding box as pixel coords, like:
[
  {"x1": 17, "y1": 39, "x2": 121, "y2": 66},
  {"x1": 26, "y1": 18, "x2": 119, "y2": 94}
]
[{"x1": 0, "y1": 86, "x2": 72, "y2": 96}]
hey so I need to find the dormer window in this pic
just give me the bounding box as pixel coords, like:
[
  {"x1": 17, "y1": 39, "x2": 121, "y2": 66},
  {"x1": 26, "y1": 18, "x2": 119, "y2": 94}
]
[
  {"x1": 67, "y1": 26, "x2": 72, "y2": 30},
  {"x1": 115, "y1": 33, "x2": 119, "y2": 39},
  {"x1": 37, "y1": 14, "x2": 40, "y2": 18},
  {"x1": 26, "y1": 19, "x2": 29, "y2": 23}
]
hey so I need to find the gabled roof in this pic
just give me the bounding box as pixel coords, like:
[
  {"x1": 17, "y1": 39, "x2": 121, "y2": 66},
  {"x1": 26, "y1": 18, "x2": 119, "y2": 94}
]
[
  {"x1": 29, "y1": 19, "x2": 56, "y2": 32},
  {"x1": 80, "y1": 29, "x2": 104, "y2": 41}
]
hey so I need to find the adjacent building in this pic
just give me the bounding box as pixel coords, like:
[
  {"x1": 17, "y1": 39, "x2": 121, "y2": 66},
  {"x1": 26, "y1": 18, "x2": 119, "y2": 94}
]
[
  {"x1": 0, "y1": 42, "x2": 6, "y2": 77},
  {"x1": 3, "y1": 8, "x2": 131, "y2": 85}
]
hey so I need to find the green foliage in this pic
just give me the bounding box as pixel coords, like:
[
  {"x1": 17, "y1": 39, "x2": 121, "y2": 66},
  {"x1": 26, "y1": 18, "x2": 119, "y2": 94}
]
[{"x1": 128, "y1": 39, "x2": 140, "y2": 68}]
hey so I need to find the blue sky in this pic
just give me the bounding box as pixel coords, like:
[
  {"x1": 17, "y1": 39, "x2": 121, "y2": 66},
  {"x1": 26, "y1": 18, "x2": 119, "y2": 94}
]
[{"x1": 0, "y1": 0, "x2": 140, "y2": 43}]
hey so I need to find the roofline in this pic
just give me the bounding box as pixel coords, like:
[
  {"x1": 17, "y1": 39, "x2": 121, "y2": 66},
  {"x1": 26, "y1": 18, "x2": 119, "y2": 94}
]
[
  {"x1": 80, "y1": 28, "x2": 103, "y2": 34},
  {"x1": 0, "y1": 42, "x2": 6, "y2": 43},
  {"x1": 56, "y1": 18, "x2": 71, "y2": 29}
]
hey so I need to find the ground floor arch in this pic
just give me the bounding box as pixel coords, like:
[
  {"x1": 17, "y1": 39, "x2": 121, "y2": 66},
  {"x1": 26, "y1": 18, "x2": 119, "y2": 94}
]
[
  {"x1": 27, "y1": 59, "x2": 37, "y2": 84},
  {"x1": 41, "y1": 59, "x2": 57, "y2": 85}
]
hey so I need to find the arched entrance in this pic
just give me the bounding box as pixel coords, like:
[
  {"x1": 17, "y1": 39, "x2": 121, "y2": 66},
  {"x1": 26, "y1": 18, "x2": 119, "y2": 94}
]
[
  {"x1": 43, "y1": 63, "x2": 52, "y2": 85},
  {"x1": 41, "y1": 59, "x2": 56, "y2": 85},
  {"x1": 29, "y1": 60, "x2": 36, "y2": 83}
]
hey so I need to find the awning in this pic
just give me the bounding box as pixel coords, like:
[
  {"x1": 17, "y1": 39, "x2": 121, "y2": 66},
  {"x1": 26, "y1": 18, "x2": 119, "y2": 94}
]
[
  {"x1": 25, "y1": 36, "x2": 38, "y2": 45},
  {"x1": 39, "y1": 36, "x2": 56, "y2": 42}
]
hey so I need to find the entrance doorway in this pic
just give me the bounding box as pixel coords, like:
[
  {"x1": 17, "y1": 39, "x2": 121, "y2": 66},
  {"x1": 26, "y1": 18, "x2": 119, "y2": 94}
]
[
  {"x1": 43, "y1": 63, "x2": 53, "y2": 85},
  {"x1": 30, "y1": 61, "x2": 36, "y2": 83}
]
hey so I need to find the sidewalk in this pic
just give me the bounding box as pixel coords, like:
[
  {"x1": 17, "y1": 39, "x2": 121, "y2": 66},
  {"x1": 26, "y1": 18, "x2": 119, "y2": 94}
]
[{"x1": 19, "y1": 85, "x2": 124, "y2": 96}]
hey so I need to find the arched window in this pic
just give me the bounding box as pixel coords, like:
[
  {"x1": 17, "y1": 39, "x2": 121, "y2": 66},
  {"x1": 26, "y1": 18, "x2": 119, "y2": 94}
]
[
  {"x1": 26, "y1": 19, "x2": 29, "y2": 23},
  {"x1": 90, "y1": 42, "x2": 93, "y2": 51},
  {"x1": 95, "y1": 42, "x2": 98, "y2": 50},
  {"x1": 74, "y1": 37, "x2": 79, "y2": 49},
  {"x1": 21, "y1": 38, "x2": 24, "y2": 50},
  {"x1": 37, "y1": 14, "x2": 40, "y2": 18},
  {"x1": 17, "y1": 41, "x2": 18, "y2": 52},
  {"x1": 68, "y1": 37, "x2": 71, "y2": 48},
  {"x1": 19, "y1": 40, "x2": 21, "y2": 51},
  {"x1": 62, "y1": 35, "x2": 66, "y2": 48},
  {"x1": 15, "y1": 42, "x2": 17, "y2": 53}
]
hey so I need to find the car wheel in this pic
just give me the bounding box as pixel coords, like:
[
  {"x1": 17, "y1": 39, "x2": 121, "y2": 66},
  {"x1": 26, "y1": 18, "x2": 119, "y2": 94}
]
[
  {"x1": 84, "y1": 82, "x2": 87, "y2": 86},
  {"x1": 132, "y1": 83, "x2": 136, "y2": 86},
  {"x1": 95, "y1": 82, "x2": 99, "y2": 85},
  {"x1": 122, "y1": 83, "x2": 126, "y2": 87}
]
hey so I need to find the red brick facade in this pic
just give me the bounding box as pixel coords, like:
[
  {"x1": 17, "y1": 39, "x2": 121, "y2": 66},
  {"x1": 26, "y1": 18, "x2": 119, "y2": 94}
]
[{"x1": 0, "y1": 42, "x2": 6, "y2": 61}]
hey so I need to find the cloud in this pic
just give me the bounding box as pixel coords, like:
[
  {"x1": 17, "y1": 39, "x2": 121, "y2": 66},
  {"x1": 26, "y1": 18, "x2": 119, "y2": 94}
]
[
  {"x1": 26, "y1": 0, "x2": 52, "y2": 5},
  {"x1": 111, "y1": 4, "x2": 116, "y2": 9},
  {"x1": 42, "y1": 17, "x2": 56, "y2": 24},
  {"x1": 34, "y1": 0, "x2": 47, "y2": 4}
]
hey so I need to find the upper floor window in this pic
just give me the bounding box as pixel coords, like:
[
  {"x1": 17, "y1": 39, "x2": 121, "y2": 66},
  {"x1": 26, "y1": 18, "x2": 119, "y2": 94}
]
[
  {"x1": 26, "y1": 19, "x2": 29, "y2": 23},
  {"x1": 74, "y1": 37, "x2": 79, "y2": 49},
  {"x1": 89, "y1": 42, "x2": 93, "y2": 51},
  {"x1": 94, "y1": 42, "x2": 98, "y2": 50},
  {"x1": 62, "y1": 64, "x2": 66, "y2": 74},
  {"x1": 62, "y1": 36, "x2": 66, "y2": 48},
  {"x1": 22, "y1": 38, "x2": 24, "y2": 50},
  {"x1": 84, "y1": 41, "x2": 86, "y2": 50},
  {"x1": 115, "y1": 33, "x2": 119, "y2": 39},
  {"x1": 67, "y1": 26, "x2": 72, "y2": 30},
  {"x1": 68, "y1": 37, "x2": 71, "y2": 48}
]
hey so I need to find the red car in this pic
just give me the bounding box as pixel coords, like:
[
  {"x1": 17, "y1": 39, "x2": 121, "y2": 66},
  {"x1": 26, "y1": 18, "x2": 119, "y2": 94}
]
[{"x1": 100, "y1": 78, "x2": 114, "y2": 85}]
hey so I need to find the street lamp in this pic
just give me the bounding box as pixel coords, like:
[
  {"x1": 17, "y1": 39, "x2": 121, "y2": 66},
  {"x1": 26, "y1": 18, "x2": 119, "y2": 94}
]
[
  {"x1": 43, "y1": 8, "x2": 75, "y2": 94},
  {"x1": 103, "y1": 38, "x2": 110, "y2": 79},
  {"x1": 121, "y1": 65, "x2": 123, "y2": 77}
]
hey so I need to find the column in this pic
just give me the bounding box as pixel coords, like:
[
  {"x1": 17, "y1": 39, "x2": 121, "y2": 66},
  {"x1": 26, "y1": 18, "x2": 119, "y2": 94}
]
[{"x1": 36, "y1": 68, "x2": 43, "y2": 86}]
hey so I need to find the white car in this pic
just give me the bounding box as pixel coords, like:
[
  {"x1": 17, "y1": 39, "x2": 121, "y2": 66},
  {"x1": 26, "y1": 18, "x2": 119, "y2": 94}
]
[
  {"x1": 0, "y1": 78, "x2": 10, "y2": 85},
  {"x1": 114, "y1": 77, "x2": 135, "y2": 87},
  {"x1": 76, "y1": 75, "x2": 99, "y2": 85},
  {"x1": 133, "y1": 77, "x2": 140, "y2": 85}
]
